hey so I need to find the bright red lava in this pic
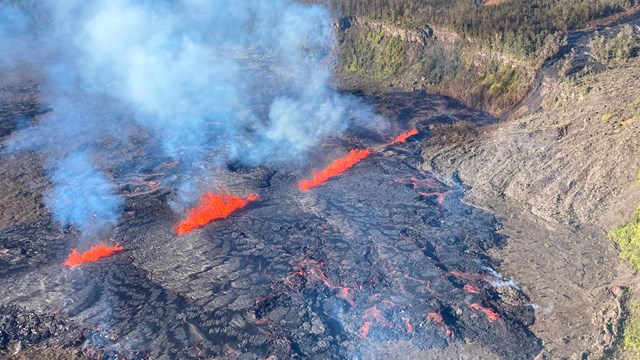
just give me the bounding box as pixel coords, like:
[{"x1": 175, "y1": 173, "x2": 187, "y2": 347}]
[
  {"x1": 64, "y1": 243, "x2": 123, "y2": 267},
  {"x1": 299, "y1": 148, "x2": 371, "y2": 191},
  {"x1": 360, "y1": 322, "x2": 371, "y2": 337},
  {"x1": 427, "y1": 312, "x2": 454, "y2": 336},
  {"x1": 464, "y1": 284, "x2": 481, "y2": 293},
  {"x1": 470, "y1": 303, "x2": 501, "y2": 322},
  {"x1": 176, "y1": 193, "x2": 259, "y2": 235},
  {"x1": 404, "y1": 317, "x2": 414, "y2": 333},
  {"x1": 390, "y1": 129, "x2": 418, "y2": 144},
  {"x1": 359, "y1": 305, "x2": 394, "y2": 338}
]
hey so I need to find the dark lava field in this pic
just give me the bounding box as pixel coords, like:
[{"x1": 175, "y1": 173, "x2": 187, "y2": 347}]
[{"x1": 0, "y1": 82, "x2": 543, "y2": 359}]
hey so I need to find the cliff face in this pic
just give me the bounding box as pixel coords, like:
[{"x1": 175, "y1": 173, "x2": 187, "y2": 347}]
[
  {"x1": 335, "y1": 16, "x2": 435, "y2": 46},
  {"x1": 333, "y1": 16, "x2": 532, "y2": 116}
]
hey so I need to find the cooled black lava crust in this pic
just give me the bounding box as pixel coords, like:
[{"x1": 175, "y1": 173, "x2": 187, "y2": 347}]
[{"x1": 0, "y1": 88, "x2": 542, "y2": 359}]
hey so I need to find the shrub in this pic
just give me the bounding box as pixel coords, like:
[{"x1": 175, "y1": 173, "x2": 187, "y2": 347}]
[
  {"x1": 609, "y1": 207, "x2": 640, "y2": 269},
  {"x1": 589, "y1": 25, "x2": 640, "y2": 65}
]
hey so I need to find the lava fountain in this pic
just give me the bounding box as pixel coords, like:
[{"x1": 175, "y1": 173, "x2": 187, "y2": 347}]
[
  {"x1": 64, "y1": 243, "x2": 124, "y2": 267},
  {"x1": 299, "y1": 148, "x2": 371, "y2": 191},
  {"x1": 176, "y1": 192, "x2": 260, "y2": 235},
  {"x1": 390, "y1": 129, "x2": 419, "y2": 144}
]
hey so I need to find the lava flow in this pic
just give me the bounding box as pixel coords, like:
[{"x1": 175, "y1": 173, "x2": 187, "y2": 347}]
[
  {"x1": 64, "y1": 243, "x2": 124, "y2": 267},
  {"x1": 299, "y1": 148, "x2": 371, "y2": 191},
  {"x1": 390, "y1": 129, "x2": 418, "y2": 144},
  {"x1": 176, "y1": 192, "x2": 259, "y2": 235},
  {"x1": 470, "y1": 303, "x2": 501, "y2": 322}
]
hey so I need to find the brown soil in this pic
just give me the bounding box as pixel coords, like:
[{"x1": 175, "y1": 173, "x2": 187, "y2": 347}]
[{"x1": 422, "y1": 58, "x2": 640, "y2": 358}]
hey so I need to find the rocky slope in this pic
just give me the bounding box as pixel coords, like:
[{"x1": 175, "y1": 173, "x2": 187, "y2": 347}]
[{"x1": 421, "y1": 49, "x2": 640, "y2": 358}]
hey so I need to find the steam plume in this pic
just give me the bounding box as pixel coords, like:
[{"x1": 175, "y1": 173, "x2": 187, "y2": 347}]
[{"x1": 1, "y1": 0, "x2": 385, "y2": 235}]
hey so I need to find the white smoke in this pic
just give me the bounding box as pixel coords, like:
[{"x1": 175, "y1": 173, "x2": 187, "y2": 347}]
[{"x1": 1, "y1": 0, "x2": 386, "y2": 235}]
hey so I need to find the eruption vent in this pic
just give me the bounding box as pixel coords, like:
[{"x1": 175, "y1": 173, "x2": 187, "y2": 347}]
[
  {"x1": 176, "y1": 193, "x2": 260, "y2": 235},
  {"x1": 299, "y1": 148, "x2": 371, "y2": 191},
  {"x1": 64, "y1": 243, "x2": 123, "y2": 267},
  {"x1": 390, "y1": 129, "x2": 418, "y2": 144}
]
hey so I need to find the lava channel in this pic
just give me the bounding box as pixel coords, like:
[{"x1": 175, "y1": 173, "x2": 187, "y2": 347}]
[
  {"x1": 176, "y1": 192, "x2": 259, "y2": 234},
  {"x1": 64, "y1": 243, "x2": 124, "y2": 267},
  {"x1": 299, "y1": 148, "x2": 371, "y2": 191}
]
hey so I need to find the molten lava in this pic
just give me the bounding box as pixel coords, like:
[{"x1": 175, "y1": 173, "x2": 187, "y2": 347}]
[
  {"x1": 464, "y1": 284, "x2": 481, "y2": 294},
  {"x1": 64, "y1": 243, "x2": 124, "y2": 267},
  {"x1": 427, "y1": 312, "x2": 453, "y2": 336},
  {"x1": 404, "y1": 317, "x2": 414, "y2": 334},
  {"x1": 390, "y1": 129, "x2": 418, "y2": 144},
  {"x1": 470, "y1": 303, "x2": 501, "y2": 322},
  {"x1": 176, "y1": 192, "x2": 259, "y2": 235},
  {"x1": 299, "y1": 148, "x2": 371, "y2": 191}
]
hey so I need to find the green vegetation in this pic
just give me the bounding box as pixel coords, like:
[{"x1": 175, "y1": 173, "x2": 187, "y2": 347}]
[
  {"x1": 480, "y1": 61, "x2": 526, "y2": 103},
  {"x1": 312, "y1": 0, "x2": 639, "y2": 113},
  {"x1": 306, "y1": 0, "x2": 640, "y2": 61},
  {"x1": 342, "y1": 31, "x2": 404, "y2": 76},
  {"x1": 610, "y1": 205, "x2": 640, "y2": 358},
  {"x1": 377, "y1": 36, "x2": 404, "y2": 76},
  {"x1": 610, "y1": 207, "x2": 640, "y2": 269},
  {"x1": 340, "y1": 27, "x2": 529, "y2": 113},
  {"x1": 589, "y1": 25, "x2": 640, "y2": 65},
  {"x1": 621, "y1": 299, "x2": 640, "y2": 358},
  {"x1": 622, "y1": 302, "x2": 640, "y2": 359}
]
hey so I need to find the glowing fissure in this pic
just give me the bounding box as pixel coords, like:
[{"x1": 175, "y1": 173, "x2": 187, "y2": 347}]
[
  {"x1": 390, "y1": 129, "x2": 418, "y2": 144},
  {"x1": 299, "y1": 148, "x2": 371, "y2": 191},
  {"x1": 284, "y1": 259, "x2": 355, "y2": 306},
  {"x1": 176, "y1": 192, "x2": 259, "y2": 235},
  {"x1": 64, "y1": 243, "x2": 123, "y2": 267},
  {"x1": 359, "y1": 305, "x2": 393, "y2": 338}
]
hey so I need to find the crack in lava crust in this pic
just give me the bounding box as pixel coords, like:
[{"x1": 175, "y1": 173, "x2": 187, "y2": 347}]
[{"x1": 0, "y1": 93, "x2": 542, "y2": 359}]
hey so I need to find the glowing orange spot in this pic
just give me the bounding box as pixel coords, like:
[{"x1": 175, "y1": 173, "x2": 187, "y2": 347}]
[
  {"x1": 358, "y1": 305, "x2": 395, "y2": 337},
  {"x1": 464, "y1": 284, "x2": 481, "y2": 293},
  {"x1": 337, "y1": 287, "x2": 355, "y2": 307},
  {"x1": 404, "y1": 317, "x2": 414, "y2": 333},
  {"x1": 360, "y1": 322, "x2": 371, "y2": 338},
  {"x1": 419, "y1": 191, "x2": 447, "y2": 205},
  {"x1": 64, "y1": 243, "x2": 123, "y2": 267},
  {"x1": 390, "y1": 129, "x2": 418, "y2": 144},
  {"x1": 426, "y1": 312, "x2": 444, "y2": 324},
  {"x1": 299, "y1": 148, "x2": 370, "y2": 191},
  {"x1": 470, "y1": 303, "x2": 501, "y2": 322},
  {"x1": 176, "y1": 193, "x2": 259, "y2": 235},
  {"x1": 426, "y1": 311, "x2": 453, "y2": 335}
]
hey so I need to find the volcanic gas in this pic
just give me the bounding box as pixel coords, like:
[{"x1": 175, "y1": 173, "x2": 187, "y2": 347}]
[
  {"x1": 64, "y1": 243, "x2": 124, "y2": 267},
  {"x1": 299, "y1": 148, "x2": 371, "y2": 191},
  {"x1": 176, "y1": 192, "x2": 260, "y2": 235},
  {"x1": 1, "y1": 76, "x2": 543, "y2": 358}
]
